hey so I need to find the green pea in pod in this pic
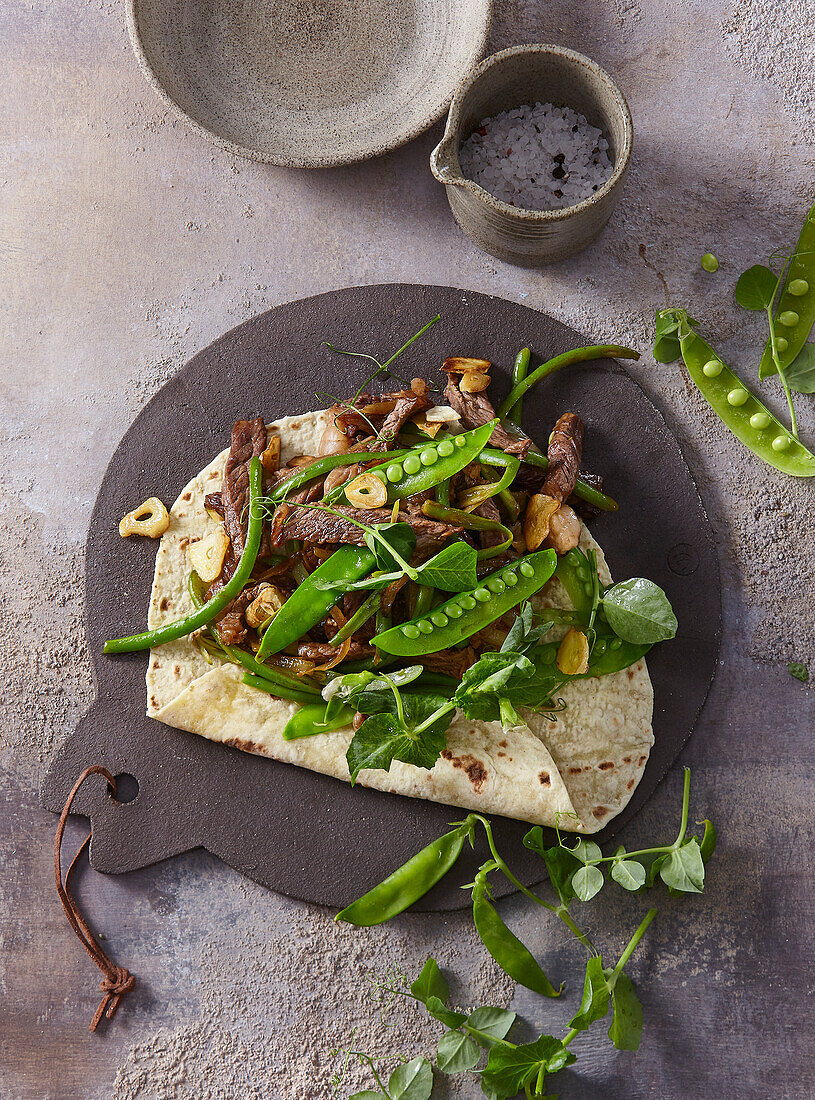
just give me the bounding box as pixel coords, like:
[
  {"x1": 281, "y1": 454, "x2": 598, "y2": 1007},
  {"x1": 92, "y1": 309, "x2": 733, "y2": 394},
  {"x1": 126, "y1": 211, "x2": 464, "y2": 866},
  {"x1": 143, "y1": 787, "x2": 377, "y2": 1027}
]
[{"x1": 472, "y1": 862, "x2": 562, "y2": 998}]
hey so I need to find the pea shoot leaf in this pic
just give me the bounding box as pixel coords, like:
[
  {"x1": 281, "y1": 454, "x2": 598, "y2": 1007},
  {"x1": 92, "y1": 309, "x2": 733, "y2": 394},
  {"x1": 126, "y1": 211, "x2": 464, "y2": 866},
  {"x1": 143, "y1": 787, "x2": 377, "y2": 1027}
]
[
  {"x1": 481, "y1": 1034, "x2": 575, "y2": 1100},
  {"x1": 653, "y1": 309, "x2": 698, "y2": 363},
  {"x1": 411, "y1": 957, "x2": 449, "y2": 1006},
  {"x1": 785, "y1": 344, "x2": 815, "y2": 394},
  {"x1": 611, "y1": 859, "x2": 647, "y2": 891},
  {"x1": 572, "y1": 864, "x2": 604, "y2": 902},
  {"x1": 346, "y1": 711, "x2": 448, "y2": 784},
  {"x1": 466, "y1": 1006, "x2": 516, "y2": 1045},
  {"x1": 349, "y1": 1091, "x2": 386, "y2": 1100},
  {"x1": 424, "y1": 996, "x2": 467, "y2": 1029},
  {"x1": 735, "y1": 264, "x2": 778, "y2": 310},
  {"x1": 700, "y1": 819, "x2": 717, "y2": 864},
  {"x1": 569, "y1": 955, "x2": 610, "y2": 1031},
  {"x1": 437, "y1": 1030, "x2": 480, "y2": 1073},
  {"x1": 417, "y1": 542, "x2": 478, "y2": 592},
  {"x1": 571, "y1": 840, "x2": 602, "y2": 863},
  {"x1": 789, "y1": 660, "x2": 810, "y2": 682},
  {"x1": 501, "y1": 601, "x2": 553, "y2": 655},
  {"x1": 522, "y1": 831, "x2": 581, "y2": 906},
  {"x1": 454, "y1": 651, "x2": 536, "y2": 723},
  {"x1": 659, "y1": 838, "x2": 705, "y2": 893},
  {"x1": 363, "y1": 522, "x2": 417, "y2": 572},
  {"x1": 388, "y1": 1057, "x2": 433, "y2": 1100},
  {"x1": 607, "y1": 971, "x2": 644, "y2": 1051},
  {"x1": 602, "y1": 579, "x2": 678, "y2": 644}
]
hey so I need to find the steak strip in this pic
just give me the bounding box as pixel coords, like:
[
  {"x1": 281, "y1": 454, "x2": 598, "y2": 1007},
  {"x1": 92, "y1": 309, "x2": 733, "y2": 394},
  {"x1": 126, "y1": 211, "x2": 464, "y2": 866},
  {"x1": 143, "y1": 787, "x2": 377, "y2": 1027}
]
[
  {"x1": 373, "y1": 391, "x2": 430, "y2": 449},
  {"x1": 541, "y1": 413, "x2": 584, "y2": 502},
  {"x1": 274, "y1": 505, "x2": 462, "y2": 552},
  {"x1": 221, "y1": 417, "x2": 267, "y2": 572},
  {"x1": 443, "y1": 379, "x2": 530, "y2": 458}
]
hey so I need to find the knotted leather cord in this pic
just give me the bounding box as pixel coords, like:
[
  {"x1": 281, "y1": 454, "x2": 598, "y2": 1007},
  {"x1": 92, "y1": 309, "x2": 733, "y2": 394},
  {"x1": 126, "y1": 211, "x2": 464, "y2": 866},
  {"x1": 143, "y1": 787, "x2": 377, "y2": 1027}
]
[{"x1": 54, "y1": 765, "x2": 136, "y2": 1031}]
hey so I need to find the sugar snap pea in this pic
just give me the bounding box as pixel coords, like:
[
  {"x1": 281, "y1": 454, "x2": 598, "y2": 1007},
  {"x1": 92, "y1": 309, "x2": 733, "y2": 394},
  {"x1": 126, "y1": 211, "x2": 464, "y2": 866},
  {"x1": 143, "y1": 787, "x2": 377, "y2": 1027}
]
[
  {"x1": 331, "y1": 421, "x2": 498, "y2": 506},
  {"x1": 668, "y1": 311, "x2": 815, "y2": 476},
  {"x1": 282, "y1": 699, "x2": 355, "y2": 739},
  {"x1": 472, "y1": 863, "x2": 561, "y2": 997},
  {"x1": 759, "y1": 199, "x2": 815, "y2": 378},
  {"x1": 104, "y1": 457, "x2": 265, "y2": 654},
  {"x1": 373, "y1": 551, "x2": 557, "y2": 657},
  {"x1": 336, "y1": 818, "x2": 473, "y2": 925},
  {"x1": 256, "y1": 545, "x2": 376, "y2": 658}
]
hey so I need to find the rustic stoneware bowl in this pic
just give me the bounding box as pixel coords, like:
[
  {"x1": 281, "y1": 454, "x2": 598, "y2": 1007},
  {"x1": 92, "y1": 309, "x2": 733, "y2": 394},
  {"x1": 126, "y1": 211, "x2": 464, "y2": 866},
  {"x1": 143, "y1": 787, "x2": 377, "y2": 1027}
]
[
  {"x1": 126, "y1": 0, "x2": 492, "y2": 168},
  {"x1": 430, "y1": 44, "x2": 633, "y2": 265}
]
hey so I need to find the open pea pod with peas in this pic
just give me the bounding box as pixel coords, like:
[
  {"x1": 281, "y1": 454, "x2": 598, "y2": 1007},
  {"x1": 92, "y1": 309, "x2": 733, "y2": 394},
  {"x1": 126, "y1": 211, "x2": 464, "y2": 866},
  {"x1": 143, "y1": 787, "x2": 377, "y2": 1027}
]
[{"x1": 656, "y1": 309, "x2": 815, "y2": 477}]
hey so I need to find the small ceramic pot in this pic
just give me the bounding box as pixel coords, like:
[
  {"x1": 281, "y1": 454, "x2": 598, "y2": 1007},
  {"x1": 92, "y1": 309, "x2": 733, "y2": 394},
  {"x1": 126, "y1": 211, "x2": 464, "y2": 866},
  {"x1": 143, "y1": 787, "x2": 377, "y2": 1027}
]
[{"x1": 430, "y1": 44, "x2": 633, "y2": 266}]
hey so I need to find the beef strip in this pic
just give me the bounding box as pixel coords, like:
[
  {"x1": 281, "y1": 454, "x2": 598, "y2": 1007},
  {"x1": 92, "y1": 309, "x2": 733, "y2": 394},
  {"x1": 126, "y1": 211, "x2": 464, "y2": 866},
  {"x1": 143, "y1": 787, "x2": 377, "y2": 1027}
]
[
  {"x1": 221, "y1": 417, "x2": 267, "y2": 571},
  {"x1": 215, "y1": 580, "x2": 270, "y2": 646},
  {"x1": 418, "y1": 645, "x2": 477, "y2": 680},
  {"x1": 541, "y1": 413, "x2": 584, "y2": 502},
  {"x1": 204, "y1": 491, "x2": 223, "y2": 517},
  {"x1": 295, "y1": 640, "x2": 372, "y2": 662},
  {"x1": 373, "y1": 391, "x2": 430, "y2": 449},
  {"x1": 443, "y1": 379, "x2": 530, "y2": 458},
  {"x1": 274, "y1": 505, "x2": 463, "y2": 552}
]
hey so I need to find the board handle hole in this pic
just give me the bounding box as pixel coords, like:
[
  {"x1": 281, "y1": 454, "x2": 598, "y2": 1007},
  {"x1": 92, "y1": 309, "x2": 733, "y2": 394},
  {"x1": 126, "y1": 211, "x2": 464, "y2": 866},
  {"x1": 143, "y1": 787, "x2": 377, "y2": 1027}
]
[{"x1": 112, "y1": 773, "x2": 139, "y2": 804}]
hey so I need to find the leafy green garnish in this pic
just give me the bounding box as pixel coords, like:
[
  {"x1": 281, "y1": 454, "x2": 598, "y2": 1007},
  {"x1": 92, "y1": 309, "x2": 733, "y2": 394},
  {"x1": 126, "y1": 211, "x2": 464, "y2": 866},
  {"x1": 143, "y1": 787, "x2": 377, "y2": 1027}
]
[
  {"x1": 789, "y1": 661, "x2": 810, "y2": 683},
  {"x1": 415, "y1": 542, "x2": 478, "y2": 592},
  {"x1": 480, "y1": 1034, "x2": 575, "y2": 1100},
  {"x1": 602, "y1": 578, "x2": 678, "y2": 644},
  {"x1": 785, "y1": 344, "x2": 815, "y2": 394},
  {"x1": 734, "y1": 264, "x2": 778, "y2": 310}
]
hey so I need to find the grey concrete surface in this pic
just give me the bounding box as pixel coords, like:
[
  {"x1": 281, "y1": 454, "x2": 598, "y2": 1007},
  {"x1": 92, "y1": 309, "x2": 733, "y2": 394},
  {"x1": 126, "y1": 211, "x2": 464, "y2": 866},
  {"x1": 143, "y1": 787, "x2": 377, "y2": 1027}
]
[{"x1": 1, "y1": 0, "x2": 814, "y2": 1097}]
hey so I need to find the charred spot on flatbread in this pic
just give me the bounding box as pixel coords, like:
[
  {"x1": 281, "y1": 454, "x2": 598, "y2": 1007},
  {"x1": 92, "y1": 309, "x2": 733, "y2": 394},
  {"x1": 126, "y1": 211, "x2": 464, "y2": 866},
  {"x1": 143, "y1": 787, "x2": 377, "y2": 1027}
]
[
  {"x1": 441, "y1": 749, "x2": 488, "y2": 792},
  {"x1": 539, "y1": 771, "x2": 551, "y2": 786}
]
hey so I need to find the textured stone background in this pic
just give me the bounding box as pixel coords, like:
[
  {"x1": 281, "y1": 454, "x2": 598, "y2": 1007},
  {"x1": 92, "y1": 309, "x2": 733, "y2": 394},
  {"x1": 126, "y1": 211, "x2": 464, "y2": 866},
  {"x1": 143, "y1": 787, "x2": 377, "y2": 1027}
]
[{"x1": 2, "y1": 0, "x2": 814, "y2": 1097}]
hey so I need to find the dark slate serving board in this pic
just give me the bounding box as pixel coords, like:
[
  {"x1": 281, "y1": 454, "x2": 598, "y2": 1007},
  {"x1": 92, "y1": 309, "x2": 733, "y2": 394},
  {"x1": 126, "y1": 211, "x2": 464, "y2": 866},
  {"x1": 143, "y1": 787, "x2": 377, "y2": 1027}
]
[{"x1": 41, "y1": 283, "x2": 721, "y2": 911}]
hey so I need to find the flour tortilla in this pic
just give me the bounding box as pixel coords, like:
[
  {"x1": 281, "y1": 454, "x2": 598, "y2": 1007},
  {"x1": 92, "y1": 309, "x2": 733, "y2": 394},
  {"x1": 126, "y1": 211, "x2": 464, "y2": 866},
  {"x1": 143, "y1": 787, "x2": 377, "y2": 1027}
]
[{"x1": 146, "y1": 411, "x2": 653, "y2": 832}]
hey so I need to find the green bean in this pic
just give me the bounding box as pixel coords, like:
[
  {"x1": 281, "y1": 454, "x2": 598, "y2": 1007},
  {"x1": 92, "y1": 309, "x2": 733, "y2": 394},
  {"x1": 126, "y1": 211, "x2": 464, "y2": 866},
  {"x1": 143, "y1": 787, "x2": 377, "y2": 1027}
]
[
  {"x1": 436, "y1": 478, "x2": 451, "y2": 507},
  {"x1": 472, "y1": 863, "x2": 561, "y2": 997},
  {"x1": 104, "y1": 458, "x2": 264, "y2": 654},
  {"x1": 257, "y1": 545, "x2": 377, "y2": 658},
  {"x1": 336, "y1": 819, "x2": 472, "y2": 925},
  {"x1": 329, "y1": 588, "x2": 382, "y2": 647},
  {"x1": 506, "y1": 347, "x2": 530, "y2": 426},
  {"x1": 759, "y1": 199, "x2": 815, "y2": 378},
  {"x1": 672, "y1": 313, "x2": 815, "y2": 476},
  {"x1": 241, "y1": 672, "x2": 324, "y2": 707},
  {"x1": 421, "y1": 500, "x2": 507, "y2": 531},
  {"x1": 496, "y1": 344, "x2": 640, "y2": 417}
]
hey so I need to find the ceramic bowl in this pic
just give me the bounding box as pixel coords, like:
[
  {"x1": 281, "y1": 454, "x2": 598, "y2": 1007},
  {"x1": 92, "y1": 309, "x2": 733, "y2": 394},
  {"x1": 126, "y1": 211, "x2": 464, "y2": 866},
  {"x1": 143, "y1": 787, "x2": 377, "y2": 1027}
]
[
  {"x1": 430, "y1": 44, "x2": 633, "y2": 265},
  {"x1": 126, "y1": 0, "x2": 492, "y2": 168}
]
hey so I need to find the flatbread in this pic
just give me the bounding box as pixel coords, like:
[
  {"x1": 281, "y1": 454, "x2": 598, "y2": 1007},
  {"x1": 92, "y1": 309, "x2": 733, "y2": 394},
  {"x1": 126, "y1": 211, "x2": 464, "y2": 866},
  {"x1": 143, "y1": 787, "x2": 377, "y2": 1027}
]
[{"x1": 146, "y1": 412, "x2": 653, "y2": 833}]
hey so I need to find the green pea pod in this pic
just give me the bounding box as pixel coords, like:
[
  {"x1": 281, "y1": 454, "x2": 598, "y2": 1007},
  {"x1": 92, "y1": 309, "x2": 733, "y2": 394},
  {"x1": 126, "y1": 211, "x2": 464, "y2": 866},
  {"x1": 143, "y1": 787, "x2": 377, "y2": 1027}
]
[
  {"x1": 674, "y1": 315, "x2": 815, "y2": 477},
  {"x1": 336, "y1": 821, "x2": 471, "y2": 926},
  {"x1": 373, "y1": 551, "x2": 557, "y2": 657},
  {"x1": 256, "y1": 545, "x2": 376, "y2": 658},
  {"x1": 759, "y1": 200, "x2": 815, "y2": 379},
  {"x1": 334, "y1": 421, "x2": 498, "y2": 506},
  {"x1": 553, "y1": 548, "x2": 596, "y2": 621},
  {"x1": 283, "y1": 700, "x2": 354, "y2": 740},
  {"x1": 472, "y1": 865, "x2": 562, "y2": 997},
  {"x1": 104, "y1": 458, "x2": 265, "y2": 653}
]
